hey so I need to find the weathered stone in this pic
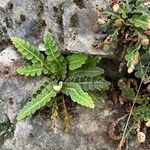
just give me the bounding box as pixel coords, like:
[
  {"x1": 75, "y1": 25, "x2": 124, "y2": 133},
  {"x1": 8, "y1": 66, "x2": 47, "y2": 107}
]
[
  {"x1": 0, "y1": 8, "x2": 10, "y2": 47},
  {"x1": 0, "y1": 46, "x2": 19, "y2": 66},
  {"x1": 0, "y1": 0, "x2": 110, "y2": 55},
  {"x1": 63, "y1": 0, "x2": 110, "y2": 55},
  {"x1": 1, "y1": 103, "x2": 118, "y2": 150},
  {"x1": 0, "y1": 0, "x2": 10, "y2": 8}
]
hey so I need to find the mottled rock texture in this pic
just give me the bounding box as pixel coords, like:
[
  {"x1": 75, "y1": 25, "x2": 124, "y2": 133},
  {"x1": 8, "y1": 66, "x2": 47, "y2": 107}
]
[{"x1": 0, "y1": 0, "x2": 110, "y2": 55}]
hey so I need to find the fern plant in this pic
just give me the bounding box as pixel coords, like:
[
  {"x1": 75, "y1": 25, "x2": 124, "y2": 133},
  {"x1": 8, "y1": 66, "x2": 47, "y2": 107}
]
[
  {"x1": 11, "y1": 32, "x2": 110, "y2": 121},
  {"x1": 97, "y1": 0, "x2": 150, "y2": 81}
]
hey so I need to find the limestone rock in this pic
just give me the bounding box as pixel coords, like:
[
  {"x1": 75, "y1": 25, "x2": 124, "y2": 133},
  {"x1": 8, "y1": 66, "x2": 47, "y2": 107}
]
[
  {"x1": 0, "y1": 46, "x2": 19, "y2": 66},
  {"x1": 0, "y1": 0, "x2": 10, "y2": 8},
  {"x1": 0, "y1": 0, "x2": 110, "y2": 55}
]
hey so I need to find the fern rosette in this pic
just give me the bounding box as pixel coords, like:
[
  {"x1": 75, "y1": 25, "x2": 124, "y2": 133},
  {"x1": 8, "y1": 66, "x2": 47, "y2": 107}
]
[{"x1": 11, "y1": 32, "x2": 110, "y2": 121}]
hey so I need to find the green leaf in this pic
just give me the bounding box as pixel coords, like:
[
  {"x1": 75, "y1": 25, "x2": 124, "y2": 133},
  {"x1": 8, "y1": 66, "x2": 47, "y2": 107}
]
[
  {"x1": 11, "y1": 37, "x2": 51, "y2": 73},
  {"x1": 136, "y1": 0, "x2": 143, "y2": 6},
  {"x1": 88, "y1": 91, "x2": 105, "y2": 108},
  {"x1": 125, "y1": 48, "x2": 134, "y2": 67},
  {"x1": 17, "y1": 64, "x2": 49, "y2": 76},
  {"x1": 135, "y1": 70, "x2": 144, "y2": 78},
  {"x1": 117, "y1": 2, "x2": 131, "y2": 18},
  {"x1": 11, "y1": 38, "x2": 44, "y2": 63},
  {"x1": 68, "y1": 56, "x2": 104, "y2": 79},
  {"x1": 71, "y1": 77, "x2": 110, "y2": 91},
  {"x1": 68, "y1": 67, "x2": 104, "y2": 80},
  {"x1": 62, "y1": 82, "x2": 94, "y2": 108},
  {"x1": 134, "y1": 52, "x2": 150, "y2": 78},
  {"x1": 128, "y1": 14, "x2": 149, "y2": 30},
  {"x1": 84, "y1": 56, "x2": 100, "y2": 67},
  {"x1": 44, "y1": 32, "x2": 67, "y2": 79},
  {"x1": 118, "y1": 79, "x2": 135, "y2": 100},
  {"x1": 17, "y1": 82, "x2": 57, "y2": 121},
  {"x1": 104, "y1": 9, "x2": 119, "y2": 19},
  {"x1": 133, "y1": 103, "x2": 150, "y2": 122},
  {"x1": 67, "y1": 54, "x2": 88, "y2": 71}
]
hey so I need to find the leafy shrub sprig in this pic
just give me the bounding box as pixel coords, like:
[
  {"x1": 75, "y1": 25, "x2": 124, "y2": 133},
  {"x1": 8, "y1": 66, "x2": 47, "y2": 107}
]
[
  {"x1": 98, "y1": 0, "x2": 150, "y2": 81},
  {"x1": 11, "y1": 32, "x2": 110, "y2": 122},
  {"x1": 118, "y1": 78, "x2": 150, "y2": 122}
]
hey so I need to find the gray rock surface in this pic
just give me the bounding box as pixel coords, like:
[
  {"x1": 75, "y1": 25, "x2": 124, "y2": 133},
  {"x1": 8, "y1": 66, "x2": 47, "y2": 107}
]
[
  {"x1": 0, "y1": 0, "x2": 110, "y2": 55},
  {"x1": 1, "y1": 97, "x2": 117, "y2": 150},
  {"x1": 0, "y1": 46, "x2": 19, "y2": 66},
  {"x1": 0, "y1": 0, "x2": 10, "y2": 8}
]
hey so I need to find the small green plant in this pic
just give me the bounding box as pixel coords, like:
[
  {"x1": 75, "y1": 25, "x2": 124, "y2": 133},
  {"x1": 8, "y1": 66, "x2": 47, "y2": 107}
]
[
  {"x1": 118, "y1": 78, "x2": 150, "y2": 144},
  {"x1": 118, "y1": 78, "x2": 150, "y2": 123},
  {"x1": 11, "y1": 32, "x2": 110, "y2": 122},
  {"x1": 94, "y1": 0, "x2": 150, "y2": 145},
  {"x1": 98, "y1": 0, "x2": 150, "y2": 80}
]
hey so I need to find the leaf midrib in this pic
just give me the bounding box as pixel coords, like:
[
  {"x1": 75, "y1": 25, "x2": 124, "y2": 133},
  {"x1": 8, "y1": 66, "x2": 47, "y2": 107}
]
[
  {"x1": 130, "y1": 18, "x2": 148, "y2": 26},
  {"x1": 16, "y1": 41, "x2": 51, "y2": 72},
  {"x1": 71, "y1": 69, "x2": 103, "y2": 76},
  {"x1": 64, "y1": 87, "x2": 93, "y2": 107},
  {"x1": 47, "y1": 37, "x2": 62, "y2": 74},
  {"x1": 69, "y1": 59, "x2": 86, "y2": 65},
  {"x1": 17, "y1": 90, "x2": 55, "y2": 120},
  {"x1": 20, "y1": 67, "x2": 43, "y2": 73}
]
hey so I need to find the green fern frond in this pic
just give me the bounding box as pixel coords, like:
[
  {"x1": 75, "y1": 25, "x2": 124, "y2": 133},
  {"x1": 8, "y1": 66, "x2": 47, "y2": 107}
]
[
  {"x1": 44, "y1": 32, "x2": 67, "y2": 79},
  {"x1": 11, "y1": 37, "x2": 52, "y2": 73},
  {"x1": 17, "y1": 64, "x2": 49, "y2": 76},
  {"x1": 17, "y1": 82, "x2": 57, "y2": 121},
  {"x1": 83, "y1": 56, "x2": 100, "y2": 68},
  {"x1": 62, "y1": 82, "x2": 94, "y2": 108},
  {"x1": 67, "y1": 54, "x2": 88, "y2": 71},
  {"x1": 12, "y1": 32, "x2": 110, "y2": 124},
  {"x1": 88, "y1": 91, "x2": 105, "y2": 108},
  {"x1": 71, "y1": 77, "x2": 110, "y2": 91},
  {"x1": 11, "y1": 37, "x2": 44, "y2": 63},
  {"x1": 68, "y1": 67, "x2": 104, "y2": 80},
  {"x1": 68, "y1": 56, "x2": 103, "y2": 79}
]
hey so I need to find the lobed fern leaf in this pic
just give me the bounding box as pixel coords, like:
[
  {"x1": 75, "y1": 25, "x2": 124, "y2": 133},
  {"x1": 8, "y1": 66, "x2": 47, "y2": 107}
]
[
  {"x1": 17, "y1": 82, "x2": 57, "y2": 121},
  {"x1": 67, "y1": 54, "x2": 88, "y2": 71},
  {"x1": 70, "y1": 77, "x2": 110, "y2": 91},
  {"x1": 68, "y1": 67, "x2": 104, "y2": 80},
  {"x1": 118, "y1": 79, "x2": 136, "y2": 100},
  {"x1": 17, "y1": 64, "x2": 49, "y2": 76},
  {"x1": 83, "y1": 56, "x2": 100, "y2": 68},
  {"x1": 44, "y1": 32, "x2": 67, "y2": 79},
  {"x1": 62, "y1": 82, "x2": 94, "y2": 108},
  {"x1": 133, "y1": 103, "x2": 150, "y2": 122},
  {"x1": 88, "y1": 91, "x2": 105, "y2": 108},
  {"x1": 11, "y1": 38, "x2": 52, "y2": 73}
]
